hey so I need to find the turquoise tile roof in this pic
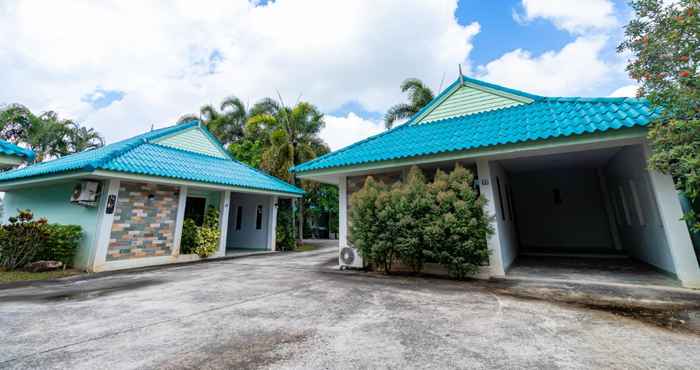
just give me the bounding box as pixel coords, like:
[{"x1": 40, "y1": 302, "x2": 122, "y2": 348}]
[
  {"x1": 292, "y1": 96, "x2": 659, "y2": 174},
  {"x1": 0, "y1": 121, "x2": 304, "y2": 195},
  {"x1": 0, "y1": 140, "x2": 35, "y2": 161}
]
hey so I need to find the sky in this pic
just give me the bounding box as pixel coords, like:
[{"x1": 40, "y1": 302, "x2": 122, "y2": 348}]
[{"x1": 0, "y1": 0, "x2": 640, "y2": 152}]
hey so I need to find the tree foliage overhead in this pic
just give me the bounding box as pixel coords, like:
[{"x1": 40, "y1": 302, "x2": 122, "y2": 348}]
[
  {"x1": 619, "y1": 0, "x2": 700, "y2": 231},
  {"x1": 0, "y1": 104, "x2": 104, "y2": 162},
  {"x1": 177, "y1": 95, "x2": 248, "y2": 146},
  {"x1": 384, "y1": 78, "x2": 435, "y2": 129},
  {"x1": 246, "y1": 99, "x2": 329, "y2": 183}
]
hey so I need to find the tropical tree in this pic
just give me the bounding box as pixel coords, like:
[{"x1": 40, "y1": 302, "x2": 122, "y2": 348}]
[
  {"x1": 66, "y1": 122, "x2": 104, "y2": 153},
  {"x1": 384, "y1": 78, "x2": 435, "y2": 129},
  {"x1": 619, "y1": 0, "x2": 700, "y2": 231},
  {"x1": 178, "y1": 96, "x2": 248, "y2": 146},
  {"x1": 247, "y1": 99, "x2": 330, "y2": 242},
  {"x1": 0, "y1": 104, "x2": 103, "y2": 162}
]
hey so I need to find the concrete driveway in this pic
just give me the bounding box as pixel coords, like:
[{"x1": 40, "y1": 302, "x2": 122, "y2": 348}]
[{"x1": 1, "y1": 242, "x2": 699, "y2": 369}]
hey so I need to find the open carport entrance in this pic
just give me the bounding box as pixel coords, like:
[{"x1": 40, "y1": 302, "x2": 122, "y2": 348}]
[{"x1": 487, "y1": 144, "x2": 696, "y2": 287}]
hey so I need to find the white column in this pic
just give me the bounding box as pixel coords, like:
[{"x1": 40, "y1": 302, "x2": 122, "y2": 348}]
[
  {"x1": 267, "y1": 196, "x2": 278, "y2": 251},
  {"x1": 643, "y1": 152, "x2": 700, "y2": 288},
  {"x1": 90, "y1": 179, "x2": 121, "y2": 272},
  {"x1": 171, "y1": 186, "x2": 188, "y2": 257},
  {"x1": 476, "y1": 159, "x2": 505, "y2": 277},
  {"x1": 338, "y1": 175, "x2": 348, "y2": 248},
  {"x1": 216, "y1": 191, "x2": 231, "y2": 257}
]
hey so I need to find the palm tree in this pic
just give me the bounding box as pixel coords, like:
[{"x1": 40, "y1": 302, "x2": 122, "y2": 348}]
[
  {"x1": 67, "y1": 122, "x2": 104, "y2": 153},
  {"x1": 384, "y1": 78, "x2": 435, "y2": 129},
  {"x1": 178, "y1": 96, "x2": 248, "y2": 146},
  {"x1": 247, "y1": 100, "x2": 329, "y2": 242},
  {"x1": 0, "y1": 104, "x2": 105, "y2": 162}
]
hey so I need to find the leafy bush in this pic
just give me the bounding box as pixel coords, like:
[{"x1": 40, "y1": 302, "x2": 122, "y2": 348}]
[
  {"x1": 36, "y1": 224, "x2": 82, "y2": 267},
  {"x1": 193, "y1": 226, "x2": 219, "y2": 257},
  {"x1": 349, "y1": 165, "x2": 492, "y2": 278},
  {"x1": 423, "y1": 166, "x2": 492, "y2": 278},
  {"x1": 180, "y1": 219, "x2": 198, "y2": 255},
  {"x1": 0, "y1": 210, "x2": 49, "y2": 270},
  {"x1": 276, "y1": 199, "x2": 296, "y2": 251},
  {"x1": 180, "y1": 205, "x2": 220, "y2": 258}
]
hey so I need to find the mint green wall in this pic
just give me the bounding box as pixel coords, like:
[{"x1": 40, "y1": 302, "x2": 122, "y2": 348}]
[
  {"x1": 154, "y1": 127, "x2": 227, "y2": 158},
  {"x1": 188, "y1": 188, "x2": 221, "y2": 210},
  {"x1": 2, "y1": 181, "x2": 101, "y2": 270},
  {"x1": 419, "y1": 85, "x2": 524, "y2": 123}
]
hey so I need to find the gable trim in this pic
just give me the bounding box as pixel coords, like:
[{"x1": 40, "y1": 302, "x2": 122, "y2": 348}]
[
  {"x1": 413, "y1": 79, "x2": 535, "y2": 125},
  {"x1": 153, "y1": 125, "x2": 230, "y2": 159}
]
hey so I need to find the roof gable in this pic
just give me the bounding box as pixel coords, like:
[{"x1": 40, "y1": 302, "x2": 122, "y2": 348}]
[
  {"x1": 413, "y1": 76, "x2": 540, "y2": 125},
  {"x1": 153, "y1": 125, "x2": 229, "y2": 159}
]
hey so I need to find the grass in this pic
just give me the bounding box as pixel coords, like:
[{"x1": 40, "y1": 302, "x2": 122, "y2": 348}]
[
  {"x1": 0, "y1": 269, "x2": 82, "y2": 284},
  {"x1": 294, "y1": 244, "x2": 318, "y2": 252}
]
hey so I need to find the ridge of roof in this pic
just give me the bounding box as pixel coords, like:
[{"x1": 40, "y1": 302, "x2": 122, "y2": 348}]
[{"x1": 459, "y1": 75, "x2": 544, "y2": 101}]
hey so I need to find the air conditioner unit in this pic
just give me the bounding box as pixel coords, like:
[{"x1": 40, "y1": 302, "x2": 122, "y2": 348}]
[
  {"x1": 339, "y1": 245, "x2": 363, "y2": 269},
  {"x1": 70, "y1": 181, "x2": 101, "y2": 207}
]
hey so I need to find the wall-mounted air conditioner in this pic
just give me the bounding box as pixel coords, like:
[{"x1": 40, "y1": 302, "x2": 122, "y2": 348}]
[{"x1": 70, "y1": 181, "x2": 102, "y2": 207}]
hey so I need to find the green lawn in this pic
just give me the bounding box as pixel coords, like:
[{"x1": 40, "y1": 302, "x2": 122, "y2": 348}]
[
  {"x1": 294, "y1": 244, "x2": 318, "y2": 252},
  {"x1": 0, "y1": 269, "x2": 82, "y2": 284}
]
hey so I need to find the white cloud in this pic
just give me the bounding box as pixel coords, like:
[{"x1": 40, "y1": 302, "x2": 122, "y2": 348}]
[
  {"x1": 321, "y1": 113, "x2": 383, "y2": 151},
  {"x1": 0, "y1": 0, "x2": 479, "y2": 144},
  {"x1": 477, "y1": 36, "x2": 617, "y2": 96},
  {"x1": 515, "y1": 0, "x2": 618, "y2": 34},
  {"x1": 609, "y1": 84, "x2": 639, "y2": 97}
]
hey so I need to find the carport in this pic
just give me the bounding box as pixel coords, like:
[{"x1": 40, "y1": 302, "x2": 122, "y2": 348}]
[{"x1": 478, "y1": 143, "x2": 700, "y2": 288}]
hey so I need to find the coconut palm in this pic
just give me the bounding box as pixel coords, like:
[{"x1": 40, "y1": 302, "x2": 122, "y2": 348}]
[
  {"x1": 247, "y1": 100, "x2": 329, "y2": 242},
  {"x1": 66, "y1": 122, "x2": 104, "y2": 153},
  {"x1": 178, "y1": 96, "x2": 248, "y2": 146},
  {"x1": 384, "y1": 78, "x2": 435, "y2": 129}
]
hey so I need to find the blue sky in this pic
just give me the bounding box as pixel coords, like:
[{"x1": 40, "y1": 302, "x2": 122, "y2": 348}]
[{"x1": 0, "y1": 0, "x2": 638, "y2": 150}]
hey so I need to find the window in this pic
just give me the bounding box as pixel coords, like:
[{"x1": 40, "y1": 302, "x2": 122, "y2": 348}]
[
  {"x1": 184, "y1": 197, "x2": 206, "y2": 226},
  {"x1": 552, "y1": 188, "x2": 562, "y2": 205},
  {"x1": 496, "y1": 176, "x2": 506, "y2": 221},
  {"x1": 506, "y1": 184, "x2": 514, "y2": 221},
  {"x1": 256, "y1": 205, "x2": 263, "y2": 230},
  {"x1": 235, "y1": 206, "x2": 243, "y2": 231}
]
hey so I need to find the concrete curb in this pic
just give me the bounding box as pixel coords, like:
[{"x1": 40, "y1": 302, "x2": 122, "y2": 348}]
[{"x1": 0, "y1": 251, "x2": 281, "y2": 290}]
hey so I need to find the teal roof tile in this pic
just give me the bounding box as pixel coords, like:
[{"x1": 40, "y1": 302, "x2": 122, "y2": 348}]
[
  {"x1": 0, "y1": 140, "x2": 35, "y2": 161},
  {"x1": 0, "y1": 121, "x2": 303, "y2": 195},
  {"x1": 291, "y1": 97, "x2": 660, "y2": 174}
]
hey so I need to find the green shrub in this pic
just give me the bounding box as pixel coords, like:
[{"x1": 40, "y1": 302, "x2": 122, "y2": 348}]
[
  {"x1": 423, "y1": 166, "x2": 492, "y2": 278},
  {"x1": 180, "y1": 206, "x2": 220, "y2": 258},
  {"x1": 0, "y1": 210, "x2": 49, "y2": 270},
  {"x1": 36, "y1": 224, "x2": 82, "y2": 267},
  {"x1": 181, "y1": 219, "x2": 198, "y2": 255},
  {"x1": 276, "y1": 199, "x2": 296, "y2": 251},
  {"x1": 194, "y1": 226, "x2": 219, "y2": 257},
  {"x1": 349, "y1": 165, "x2": 492, "y2": 278}
]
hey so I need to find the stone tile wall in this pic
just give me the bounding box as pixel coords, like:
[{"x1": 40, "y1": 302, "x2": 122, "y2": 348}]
[{"x1": 107, "y1": 182, "x2": 180, "y2": 261}]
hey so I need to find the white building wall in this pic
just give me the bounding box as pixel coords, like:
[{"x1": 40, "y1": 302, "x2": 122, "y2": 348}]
[
  {"x1": 511, "y1": 168, "x2": 614, "y2": 251},
  {"x1": 605, "y1": 146, "x2": 676, "y2": 273},
  {"x1": 487, "y1": 161, "x2": 519, "y2": 272},
  {"x1": 226, "y1": 193, "x2": 272, "y2": 250}
]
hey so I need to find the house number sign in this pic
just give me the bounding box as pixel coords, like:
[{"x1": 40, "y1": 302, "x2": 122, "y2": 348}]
[{"x1": 105, "y1": 195, "x2": 117, "y2": 214}]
